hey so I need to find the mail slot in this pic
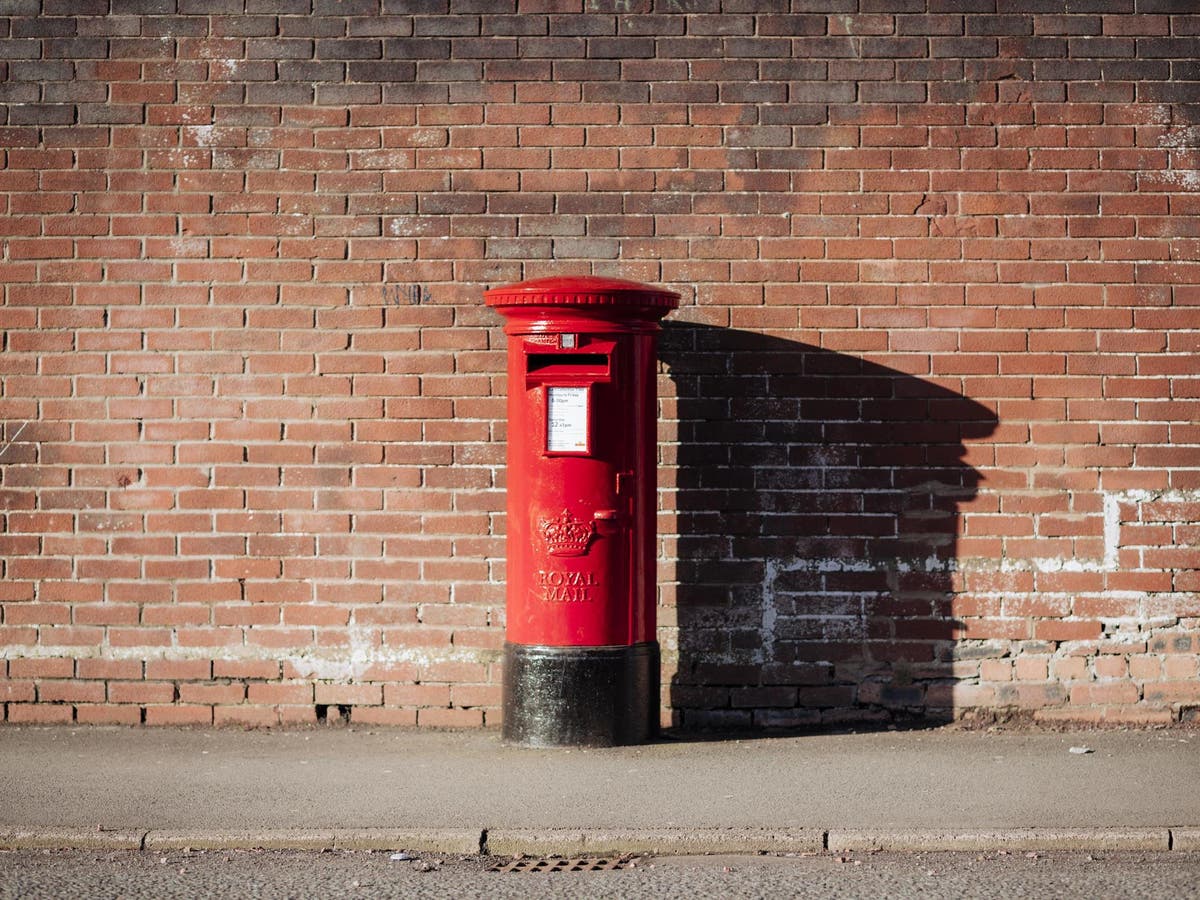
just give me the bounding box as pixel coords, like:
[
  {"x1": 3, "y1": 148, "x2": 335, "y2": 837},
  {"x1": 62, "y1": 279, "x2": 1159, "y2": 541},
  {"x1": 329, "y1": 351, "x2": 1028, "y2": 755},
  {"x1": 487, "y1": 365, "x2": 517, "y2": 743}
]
[
  {"x1": 526, "y1": 353, "x2": 610, "y2": 375},
  {"x1": 484, "y1": 275, "x2": 679, "y2": 746}
]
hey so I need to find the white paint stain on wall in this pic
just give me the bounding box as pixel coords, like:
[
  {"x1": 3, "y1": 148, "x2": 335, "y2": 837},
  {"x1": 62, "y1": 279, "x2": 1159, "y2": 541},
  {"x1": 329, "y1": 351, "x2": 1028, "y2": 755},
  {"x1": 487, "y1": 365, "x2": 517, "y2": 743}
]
[
  {"x1": 759, "y1": 490, "x2": 1199, "y2": 578},
  {"x1": 286, "y1": 627, "x2": 467, "y2": 683},
  {"x1": 2, "y1": 635, "x2": 494, "y2": 684},
  {"x1": 746, "y1": 489, "x2": 1200, "y2": 664},
  {"x1": 757, "y1": 559, "x2": 781, "y2": 665},
  {"x1": 1007, "y1": 489, "x2": 1199, "y2": 574},
  {"x1": 184, "y1": 124, "x2": 216, "y2": 147},
  {"x1": 1158, "y1": 169, "x2": 1200, "y2": 191}
]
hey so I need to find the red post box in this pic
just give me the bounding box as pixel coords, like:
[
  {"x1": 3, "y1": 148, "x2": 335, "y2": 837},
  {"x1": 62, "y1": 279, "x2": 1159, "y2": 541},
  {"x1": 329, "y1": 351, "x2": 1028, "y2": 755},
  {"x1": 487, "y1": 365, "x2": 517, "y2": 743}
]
[{"x1": 485, "y1": 276, "x2": 679, "y2": 746}]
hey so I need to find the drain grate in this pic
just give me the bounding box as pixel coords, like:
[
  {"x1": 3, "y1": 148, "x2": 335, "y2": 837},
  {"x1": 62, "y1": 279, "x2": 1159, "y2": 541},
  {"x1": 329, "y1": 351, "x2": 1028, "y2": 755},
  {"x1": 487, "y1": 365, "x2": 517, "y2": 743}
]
[{"x1": 490, "y1": 856, "x2": 635, "y2": 874}]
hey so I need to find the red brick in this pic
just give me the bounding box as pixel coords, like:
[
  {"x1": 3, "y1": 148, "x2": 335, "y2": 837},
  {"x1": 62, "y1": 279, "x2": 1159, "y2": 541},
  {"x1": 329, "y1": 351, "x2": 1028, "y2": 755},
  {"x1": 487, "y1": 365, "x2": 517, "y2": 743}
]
[
  {"x1": 8, "y1": 703, "x2": 74, "y2": 724},
  {"x1": 2, "y1": 12, "x2": 1198, "y2": 730},
  {"x1": 450, "y1": 684, "x2": 502, "y2": 708},
  {"x1": 9, "y1": 658, "x2": 75, "y2": 679},
  {"x1": 1036, "y1": 620, "x2": 1104, "y2": 643},
  {"x1": 417, "y1": 707, "x2": 484, "y2": 728},
  {"x1": 247, "y1": 683, "x2": 313, "y2": 705},
  {"x1": 109, "y1": 682, "x2": 176, "y2": 705},
  {"x1": 38, "y1": 680, "x2": 106, "y2": 704},
  {"x1": 1, "y1": 681, "x2": 36, "y2": 703},
  {"x1": 144, "y1": 662, "x2": 212, "y2": 681},
  {"x1": 314, "y1": 684, "x2": 382, "y2": 706},
  {"x1": 1070, "y1": 682, "x2": 1141, "y2": 706},
  {"x1": 214, "y1": 705, "x2": 280, "y2": 727},
  {"x1": 384, "y1": 684, "x2": 451, "y2": 708},
  {"x1": 348, "y1": 707, "x2": 418, "y2": 726},
  {"x1": 76, "y1": 704, "x2": 143, "y2": 725},
  {"x1": 178, "y1": 683, "x2": 247, "y2": 705},
  {"x1": 144, "y1": 705, "x2": 214, "y2": 726}
]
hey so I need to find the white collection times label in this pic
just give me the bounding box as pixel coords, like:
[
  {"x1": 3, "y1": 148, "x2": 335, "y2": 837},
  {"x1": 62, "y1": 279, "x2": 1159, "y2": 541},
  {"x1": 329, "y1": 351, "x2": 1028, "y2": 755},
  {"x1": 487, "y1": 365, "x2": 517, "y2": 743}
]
[{"x1": 546, "y1": 386, "x2": 589, "y2": 453}]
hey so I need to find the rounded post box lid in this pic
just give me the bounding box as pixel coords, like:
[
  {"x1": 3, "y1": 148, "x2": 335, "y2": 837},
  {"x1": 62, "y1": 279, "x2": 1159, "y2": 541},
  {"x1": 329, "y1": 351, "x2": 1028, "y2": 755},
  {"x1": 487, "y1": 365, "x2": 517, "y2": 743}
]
[{"x1": 484, "y1": 275, "x2": 679, "y2": 312}]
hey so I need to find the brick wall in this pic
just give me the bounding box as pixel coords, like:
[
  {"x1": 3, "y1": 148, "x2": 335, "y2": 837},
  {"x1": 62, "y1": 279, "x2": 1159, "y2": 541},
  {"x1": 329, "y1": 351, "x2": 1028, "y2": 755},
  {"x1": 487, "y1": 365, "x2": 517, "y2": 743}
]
[{"x1": 1, "y1": 1, "x2": 1198, "y2": 729}]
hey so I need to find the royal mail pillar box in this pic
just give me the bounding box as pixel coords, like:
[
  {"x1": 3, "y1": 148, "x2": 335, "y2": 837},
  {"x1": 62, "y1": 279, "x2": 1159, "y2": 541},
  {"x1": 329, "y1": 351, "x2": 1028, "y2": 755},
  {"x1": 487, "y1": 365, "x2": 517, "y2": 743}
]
[{"x1": 485, "y1": 276, "x2": 679, "y2": 746}]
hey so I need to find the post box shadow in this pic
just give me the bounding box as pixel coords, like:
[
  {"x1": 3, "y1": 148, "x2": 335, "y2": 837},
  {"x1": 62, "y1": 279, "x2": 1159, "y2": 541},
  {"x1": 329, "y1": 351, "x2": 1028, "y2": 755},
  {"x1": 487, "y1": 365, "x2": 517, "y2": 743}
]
[{"x1": 659, "y1": 322, "x2": 999, "y2": 735}]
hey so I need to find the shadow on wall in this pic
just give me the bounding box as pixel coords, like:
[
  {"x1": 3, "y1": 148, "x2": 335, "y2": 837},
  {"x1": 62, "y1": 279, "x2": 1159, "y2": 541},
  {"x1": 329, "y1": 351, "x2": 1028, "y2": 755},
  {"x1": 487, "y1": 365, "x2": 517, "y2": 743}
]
[{"x1": 660, "y1": 323, "x2": 999, "y2": 731}]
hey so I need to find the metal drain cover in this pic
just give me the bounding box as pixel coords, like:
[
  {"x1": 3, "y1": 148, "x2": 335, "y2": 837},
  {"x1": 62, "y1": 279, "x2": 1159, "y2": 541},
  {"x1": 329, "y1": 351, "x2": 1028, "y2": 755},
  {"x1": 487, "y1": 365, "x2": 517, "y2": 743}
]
[{"x1": 490, "y1": 856, "x2": 635, "y2": 873}]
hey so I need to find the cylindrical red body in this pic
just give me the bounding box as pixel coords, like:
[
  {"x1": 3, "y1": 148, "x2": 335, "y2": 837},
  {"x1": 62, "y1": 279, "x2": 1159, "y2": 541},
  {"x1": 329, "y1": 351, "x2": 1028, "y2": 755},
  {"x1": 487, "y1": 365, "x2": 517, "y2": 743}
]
[{"x1": 485, "y1": 276, "x2": 678, "y2": 745}]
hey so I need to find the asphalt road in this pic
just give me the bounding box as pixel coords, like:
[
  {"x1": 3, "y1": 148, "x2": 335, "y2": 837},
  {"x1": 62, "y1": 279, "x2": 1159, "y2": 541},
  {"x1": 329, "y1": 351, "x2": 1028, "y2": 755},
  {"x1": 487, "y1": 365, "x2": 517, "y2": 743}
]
[{"x1": 3, "y1": 850, "x2": 1200, "y2": 900}]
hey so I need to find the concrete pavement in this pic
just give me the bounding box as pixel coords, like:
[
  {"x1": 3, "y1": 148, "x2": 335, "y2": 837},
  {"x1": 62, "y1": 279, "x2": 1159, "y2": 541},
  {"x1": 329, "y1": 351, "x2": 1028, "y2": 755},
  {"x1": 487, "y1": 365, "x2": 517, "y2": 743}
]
[{"x1": 1, "y1": 725, "x2": 1197, "y2": 855}]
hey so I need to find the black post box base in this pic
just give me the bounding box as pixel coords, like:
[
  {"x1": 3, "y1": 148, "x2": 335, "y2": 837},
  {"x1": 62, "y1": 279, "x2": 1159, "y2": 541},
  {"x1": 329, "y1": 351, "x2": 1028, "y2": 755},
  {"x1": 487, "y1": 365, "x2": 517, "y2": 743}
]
[{"x1": 502, "y1": 642, "x2": 659, "y2": 747}]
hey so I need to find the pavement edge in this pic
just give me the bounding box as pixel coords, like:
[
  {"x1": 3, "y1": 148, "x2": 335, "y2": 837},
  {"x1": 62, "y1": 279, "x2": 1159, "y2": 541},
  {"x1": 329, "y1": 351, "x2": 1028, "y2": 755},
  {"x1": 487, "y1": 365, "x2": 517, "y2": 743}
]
[
  {"x1": 485, "y1": 828, "x2": 825, "y2": 857},
  {"x1": 826, "y1": 828, "x2": 1172, "y2": 853},
  {"x1": 0, "y1": 829, "x2": 147, "y2": 851},
  {"x1": 2, "y1": 827, "x2": 1195, "y2": 855},
  {"x1": 141, "y1": 828, "x2": 482, "y2": 854}
]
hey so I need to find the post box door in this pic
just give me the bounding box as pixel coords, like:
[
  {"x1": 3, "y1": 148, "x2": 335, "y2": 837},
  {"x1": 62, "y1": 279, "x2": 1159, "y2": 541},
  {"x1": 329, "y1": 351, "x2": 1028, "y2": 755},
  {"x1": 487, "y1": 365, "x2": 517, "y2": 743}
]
[{"x1": 507, "y1": 335, "x2": 644, "y2": 647}]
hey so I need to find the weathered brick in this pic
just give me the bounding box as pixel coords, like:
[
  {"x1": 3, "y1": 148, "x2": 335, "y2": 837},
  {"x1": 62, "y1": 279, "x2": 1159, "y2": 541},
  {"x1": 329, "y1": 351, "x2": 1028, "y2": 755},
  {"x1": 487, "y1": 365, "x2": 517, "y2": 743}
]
[{"x1": 0, "y1": 6, "x2": 1196, "y2": 731}]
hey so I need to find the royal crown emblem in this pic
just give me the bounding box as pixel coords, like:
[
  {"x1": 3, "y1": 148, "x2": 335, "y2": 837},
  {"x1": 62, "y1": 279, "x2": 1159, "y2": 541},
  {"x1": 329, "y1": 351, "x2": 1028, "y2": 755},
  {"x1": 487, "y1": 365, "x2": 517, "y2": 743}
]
[{"x1": 539, "y1": 509, "x2": 594, "y2": 557}]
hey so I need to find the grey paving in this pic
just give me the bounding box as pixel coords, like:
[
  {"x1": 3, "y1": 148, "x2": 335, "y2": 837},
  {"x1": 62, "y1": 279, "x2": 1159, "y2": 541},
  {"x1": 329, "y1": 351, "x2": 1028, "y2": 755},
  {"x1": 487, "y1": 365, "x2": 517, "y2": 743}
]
[{"x1": 0, "y1": 726, "x2": 1197, "y2": 853}]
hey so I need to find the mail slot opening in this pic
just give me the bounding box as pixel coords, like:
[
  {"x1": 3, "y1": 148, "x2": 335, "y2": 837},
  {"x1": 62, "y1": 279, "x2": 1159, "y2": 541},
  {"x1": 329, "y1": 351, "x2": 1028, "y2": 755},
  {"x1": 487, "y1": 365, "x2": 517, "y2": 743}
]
[{"x1": 526, "y1": 353, "x2": 609, "y2": 375}]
